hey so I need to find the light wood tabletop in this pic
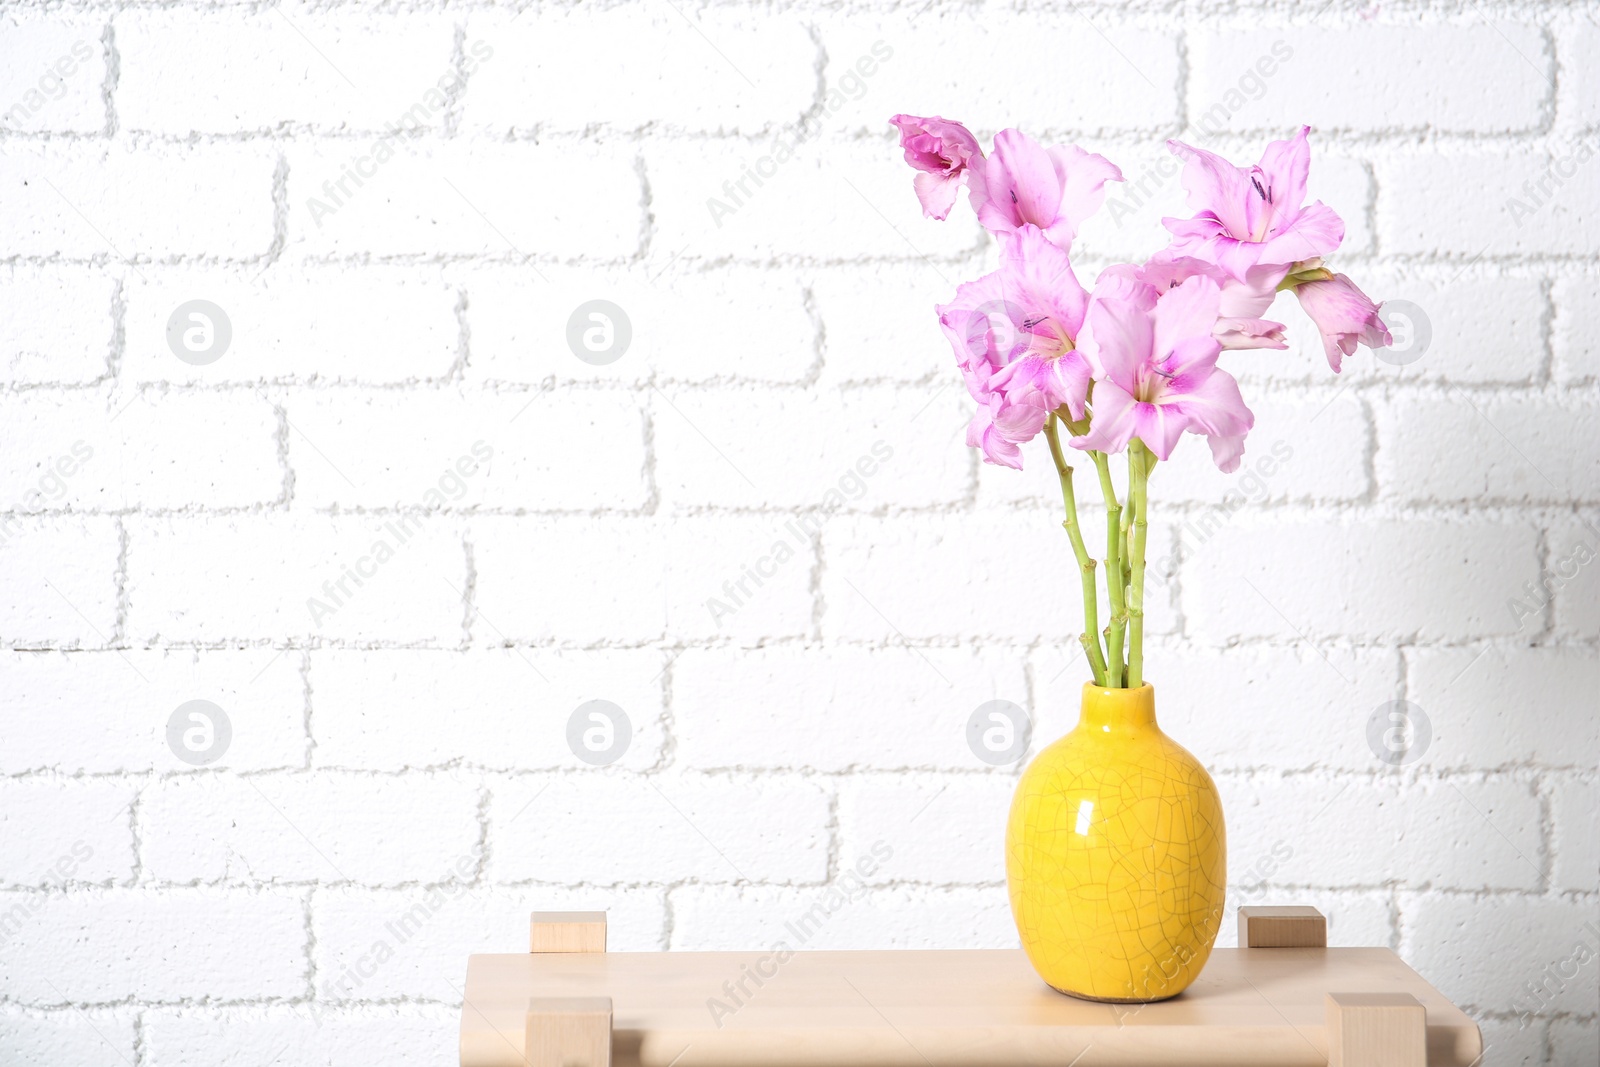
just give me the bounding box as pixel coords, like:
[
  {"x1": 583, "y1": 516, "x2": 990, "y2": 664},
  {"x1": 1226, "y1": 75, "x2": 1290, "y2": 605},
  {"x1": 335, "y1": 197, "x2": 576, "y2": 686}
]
[{"x1": 459, "y1": 944, "x2": 1482, "y2": 1067}]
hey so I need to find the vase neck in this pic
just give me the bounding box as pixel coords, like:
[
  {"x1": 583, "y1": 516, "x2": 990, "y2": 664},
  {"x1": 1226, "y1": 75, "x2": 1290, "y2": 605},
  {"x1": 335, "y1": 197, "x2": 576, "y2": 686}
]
[{"x1": 1077, "y1": 683, "x2": 1157, "y2": 731}]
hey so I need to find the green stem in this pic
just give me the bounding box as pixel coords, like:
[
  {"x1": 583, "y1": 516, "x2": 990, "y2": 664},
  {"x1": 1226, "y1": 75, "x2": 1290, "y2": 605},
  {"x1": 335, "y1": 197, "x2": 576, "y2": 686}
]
[
  {"x1": 1127, "y1": 441, "x2": 1152, "y2": 689},
  {"x1": 1045, "y1": 415, "x2": 1107, "y2": 685},
  {"x1": 1091, "y1": 450, "x2": 1125, "y2": 687}
]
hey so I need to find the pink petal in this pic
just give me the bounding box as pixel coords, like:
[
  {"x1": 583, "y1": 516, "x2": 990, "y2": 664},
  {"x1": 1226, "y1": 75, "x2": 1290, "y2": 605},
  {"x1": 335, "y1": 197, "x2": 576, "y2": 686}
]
[
  {"x1": 1254, "y1": 126, "x2": 1311, "y2": 216},
  {"x1": 1070, "y1": 378, "x2": 1138, "y2": 455},
  {"x1": 1133, "y1": 400, "x2": 1188, "y2": 460},
  {"x1": 1258, "y1": 201, "x2": 1345, "y2": 266},
  {"x1": 1045, "y1": 143, "x2": 1124, "y2": 247},
  {"x1": 1152, "y1": 275, "x2": 1223, "y2": 364},
  {"x1": 978, "y1": 129, "x2": 1061, "y2": 233},
  {"x1": 1167, "y1": 366, "x2": 1254, "y2": 439},
  {"x1": 1079, "y1": 292, "x2": 1152, "y2": 389},
  {"x1": 1168, "y1": 139, "x2": 1255, "y2": 238},
  {"x1": 967, "y1": 399, "x2": 1025, "y2": 469},
  {"x1": 1214, "y1": 317, "x2": 1288, "y2": 350},
  {"x1": 1207, "y1": 433, "x2": 1248, "y2": 473},
  {"x1": 913, "y1": 171, "x2": 962, "y2": 220}
]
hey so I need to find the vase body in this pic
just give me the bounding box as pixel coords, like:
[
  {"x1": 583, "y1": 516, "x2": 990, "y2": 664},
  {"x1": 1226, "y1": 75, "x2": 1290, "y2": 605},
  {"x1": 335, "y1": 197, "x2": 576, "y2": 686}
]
[{"x1": 1005, "y1": 682, "x2": 1225, "y2": 1002}]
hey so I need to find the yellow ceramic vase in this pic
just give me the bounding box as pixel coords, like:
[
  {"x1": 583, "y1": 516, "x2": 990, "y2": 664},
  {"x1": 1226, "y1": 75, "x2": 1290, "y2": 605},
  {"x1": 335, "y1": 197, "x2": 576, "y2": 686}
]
[{"x1": 1006, "y1": 682, "x2": 1225, "y2": 1002}]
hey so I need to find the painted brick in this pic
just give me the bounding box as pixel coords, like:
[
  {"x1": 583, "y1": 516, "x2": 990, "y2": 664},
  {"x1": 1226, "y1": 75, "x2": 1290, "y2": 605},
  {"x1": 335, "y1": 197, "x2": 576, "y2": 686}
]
[
  {"x1": 313, "y1": 886, "x2": 665, "y2": 1001},
  {"x1": 0, "y1": 390, "x2": 280, "y2": 511},
  {"x1": 1136, "y1": 396, "x2": 1368, "y2": 505},
  {"x1": 286, "y1": 389, "x2": 648, "y2": 511},
  {"x1": 117, "y1": 11, "x2": 456, "y2": 134},
  {"x1": 125, "y1": 515, "x2": 464, "y2": 644},
  {"x1": 648, "y1": 136, "x2": 981, "y2": 262},
  {"x1": 810, "y1": 263, "x2": 951, "y2": 385},
  {"x1": 0, "y1": 778, "x2": 135, "y2": 886},
  {"x1": 837, "y1": 774, "x2": 1014, "y2": 884},
  {"x1": 467, "y1": 11, "x2": 815, "y2": 134},
  {"x1": 818, "y1": 17, "x2": 1180, "y2": 134},
  {"x1": 1222, "y1": 775, "x2": 1542, "y2": 891},
  {"x1": 1408, "y1": 646, "x2": 1600, "y2": 770},
  {"x1": 1184, "y1": 518, "x2": 1540, "y2": 643},
  {"x1": 1561, "y1": 21, "x2": 1600, "y2": 130},
  {"x1": 1552, "y1": 274, "x2": 1599, "y2": 385},
  {"x1": 143, "y1": 1006, "x2": 456, "y2": 1067},
  {"x1": 1547, "y1": 513, "x2": 1600, "y2": 639},
  {"x1": 123, "y1": 268, "x2": 460, "y2": 384},
  {"x1": 0, "y1": 888, "x2": 306, "y2": 1003},
  {"x1": 472, "y1": 514, "x2": 818, "y2": 645},
  {"x1": 0, "y1": 19, "x2": 106, "y2": 134},
  {"x1": 0, "y1": 143, "x2": 275, "y2": 259},
  {"x1": 1472, "y1": 1016, "x2": 1547, "y2": 1067},
  {"x1": 1188, "y1": 26, "x2": 1548, "y2": 134},
  {"x1": 824, "y1": 513, "x2": 1178, "y2": 642},
  {"x1": 1380, "y1": 147, "x2": 1600, "y2": 257},
  {"x1": 0, "y1": 517, "x2": 119, "y2": 646},
  {"x1": 0, "y1": 1008, "x2": 136, "y2": 1066},
  {"x1": 0, "y1": 267, "x2": 113, "y2": 385},
  {"x1": 669, "y1": 884, "x2": 1016, "y2": 950},
  {"x1": 1377, "y1": 397, "x2": 1600, "y2": 505},
  {"x1": 471, "y1": 515, "x2": 666, "y2": 644},
  {"x1": 286, "y1": 142, "x2": 640, "y2": 259},
  {"x1": 1031, "y1": 640, "x2": 1403, "y2": 771},
  {"x1": 464, "y1": 264, "x2": 817, "y2": 385},
  {"x1": 487, "y1": 774, "x2": 830, "y2": 885},
  {"x1": 310, "y1": 647, "x2": 666, "y2": 772},
  {"x1": 1549, "y1": 777, "x2": 1599, "y2": 894},
  {"x1": 0, "y1": 648, "x2": 305, "y2": 774},
  {"x1": 140, "y1": 773, "x2": 481, "y2": 886},
  {"x1": 653, "y1": 385, "x2": 964, "y2": 510},
  {"x1": 1403, "y1": 895, "x2": 1599, "y2": 1013},
  {"x1": 673, "y1": 646, "x2": 1027, "y2": 771},
  {"x1": 1549, "y1": 1018, "x2": 1600, "y2": 1067}
]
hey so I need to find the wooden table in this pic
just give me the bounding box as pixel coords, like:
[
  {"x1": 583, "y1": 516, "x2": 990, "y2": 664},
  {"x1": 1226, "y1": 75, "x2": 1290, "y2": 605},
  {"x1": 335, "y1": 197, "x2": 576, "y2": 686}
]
[{"x1": 459, "y1": 910, "x2": 1481, "y2": 1067}]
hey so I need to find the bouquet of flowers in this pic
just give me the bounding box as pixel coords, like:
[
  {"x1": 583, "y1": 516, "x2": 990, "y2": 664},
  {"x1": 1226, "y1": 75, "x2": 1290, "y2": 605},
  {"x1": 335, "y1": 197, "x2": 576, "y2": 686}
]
[{"x1": 891, "y1": 117, "x2": 1389, "y2": 689}]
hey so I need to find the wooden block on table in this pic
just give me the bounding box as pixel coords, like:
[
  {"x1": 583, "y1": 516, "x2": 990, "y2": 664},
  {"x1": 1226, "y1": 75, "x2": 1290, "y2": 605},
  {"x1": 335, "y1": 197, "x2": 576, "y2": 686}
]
[
  {"x1": 530, "y1": 911, "x2": 606, "y2": 954},
  {"x1": 525, "y1": 996, "x2": 611, "y2": 1067},
  {"x1": 1326, "y1": 992, "x2": 1427, "y2": 1067},
  {"x1": 1238, "y1": 905, "x2": 1327, "y2": 947}
]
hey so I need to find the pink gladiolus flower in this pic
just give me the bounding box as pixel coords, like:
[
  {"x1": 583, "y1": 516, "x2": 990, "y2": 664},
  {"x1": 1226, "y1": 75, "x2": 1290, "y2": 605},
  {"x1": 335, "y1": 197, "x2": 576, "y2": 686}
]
[
  {"x1": 1162, "y1": 126, "x2": 1344, "y2": 281},
  {"x1": 1072, "y1": 275, "x2": 1255, "y2": 471},
  {"x1": 1097, "y1": 254, "x2": 1287, "y2": 352},
  {"x1": 1294, "y1": 272, "x2": 1392, "y2": 372},
  {"x1": 890, "y1": 114, "x2": 984, "y2": 220},
  {"x1": 936, "y1": 226, "x2": 1094, "y2": 467},
  {"x1": 968, "y1": 129, "x2": 1123, "y2": 252}
]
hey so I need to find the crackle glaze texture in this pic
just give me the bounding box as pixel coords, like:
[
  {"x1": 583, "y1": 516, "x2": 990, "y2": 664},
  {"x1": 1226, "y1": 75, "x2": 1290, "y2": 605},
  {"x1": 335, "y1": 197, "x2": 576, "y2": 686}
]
[{"x1": 1007, "y1": 683, "x2": 1225, "y2": 1002}]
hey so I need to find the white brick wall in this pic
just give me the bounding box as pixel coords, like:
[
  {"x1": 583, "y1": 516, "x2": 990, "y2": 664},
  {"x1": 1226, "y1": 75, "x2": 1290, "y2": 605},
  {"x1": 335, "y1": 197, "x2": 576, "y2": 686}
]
[{"x1": 0, "y1": 2, "x2": 1594, "y2": 1065}]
